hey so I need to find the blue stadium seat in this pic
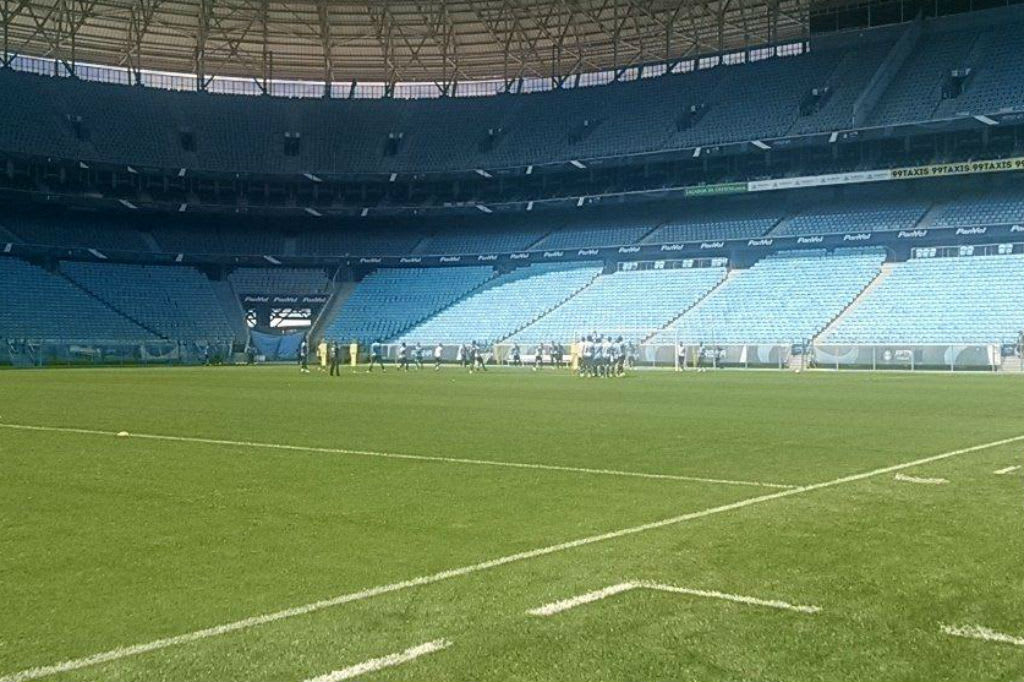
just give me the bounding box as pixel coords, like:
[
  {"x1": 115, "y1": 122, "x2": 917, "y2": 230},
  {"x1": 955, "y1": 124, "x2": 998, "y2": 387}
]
[
  {"x1": 0, "y1": 257, "x2": 154, "y2": 340},
  {"x1": 825, "y1": 253, "x2": 1024, "y2": 344},
  {"x1": 323, "y1": 266, "x2": 495, "y2": 344},
  {"x1": 229, "y1": 268, "x2": 330, "y2": 294},
  {"x1": 60, "y1": 261, "x2": 237, "y2": 341},
  {"x1": 397, "y1": 262, "x2": 603, "y2": 345},
  {"x1": 653, "y1": 248, "x2": 886, "y2": 344},
  {"x1": 511, "y1": 264, "x2": 726, "y2": 344}
]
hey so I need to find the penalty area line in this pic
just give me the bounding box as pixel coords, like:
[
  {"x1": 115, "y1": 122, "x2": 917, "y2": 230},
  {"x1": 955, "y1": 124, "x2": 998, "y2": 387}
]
[
  {"x1": 3, "y1": 431, "x2": 1024, "y2": 682},
  {"x1": 893, "y1": 473, "x2": 949, "y2": 485},
  {"x1": 302, "y1": 639, "x2": 451, "y2": 682},
  {"x1": 942, "y1": 624, "x2": 1024, "y2": 648},
  {"x1": 0, "y1": 422, "x2": 795, "y2": 490},
  {"x1": 527, "y1": 581, "x2": 820, "y2": 617}
]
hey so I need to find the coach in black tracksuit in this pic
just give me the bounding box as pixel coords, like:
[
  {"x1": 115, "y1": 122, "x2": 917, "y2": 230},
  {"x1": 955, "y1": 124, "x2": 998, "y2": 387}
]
[{"x1": 329, "y1": 341, "x2": 341, "y2": 376}]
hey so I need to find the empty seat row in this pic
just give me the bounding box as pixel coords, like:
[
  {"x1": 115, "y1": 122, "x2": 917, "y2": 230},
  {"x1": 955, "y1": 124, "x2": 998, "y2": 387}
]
[
  {"x1": 397, "y1": 262, "x2": 603, "y2": 345},
  {"x1": 653, "y1": 248, "x2": 886, "y2": 344},
  {"x1": 323, "y1": 266, "x2": 495, "y2": 344},
  {"x1": 228, "y1": 267, "x2": 331, "y2": 294},
  {"x1": 60, "y1": 261, "x2": 237, "y2": 341},
  {"x1": 825, "y1": 253, "x2": 1024, "y2": 344}
]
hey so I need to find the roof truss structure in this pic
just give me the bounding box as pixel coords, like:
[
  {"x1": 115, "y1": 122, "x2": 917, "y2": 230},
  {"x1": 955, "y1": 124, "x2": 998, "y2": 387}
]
[{"x1": 0, "y1": 0, "x2": 815, "y2": 90}]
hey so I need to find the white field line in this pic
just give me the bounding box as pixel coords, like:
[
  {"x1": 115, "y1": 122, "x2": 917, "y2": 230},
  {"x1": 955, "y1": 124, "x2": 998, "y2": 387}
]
[
  {"x1": 0, "y1": 423, "x2": 793, "y2": 490},
  {"x1": 941, "y1": 624, "x2": 1024, "y2": 647},
  {"x1": 527, "y1": 581, "x2": 819, "y2": 617},
  {"x1": 893, "y1": 473, "x2": 949, "y2": 485},
  {"x1": 994, "y1": 465, "x2": 1022, "y2": 475},
  {"x1": 527, "y1": 583, "x2": 639, "y2": 616},
  {"x1": 3, "y1": 431, "x2": 1024, "y2": 682},
  {"x1": 302, "y1": 639, "x2": 451, "y2": 682},
  {"x1": 636, "y1": 582, "x2": 821, "y2": 614}
]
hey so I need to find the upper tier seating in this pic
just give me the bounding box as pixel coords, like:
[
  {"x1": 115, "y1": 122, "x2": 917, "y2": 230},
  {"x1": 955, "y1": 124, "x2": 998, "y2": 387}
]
[
  {"x1": 824, "y1": 253, "x2": 1024, "y2": 344},
  {"x1": 869, "y1": 28, "x2": 981, "y2": 125},
  {"x1": 0, "y1": 257, "x2": 154, "y2": 340},
  {"x1": 511, "y1": 265, "x2": 726, "y2": 344},
  {"x1": 228, "y1": 267, "x2": 330, "y2": 293},
  {"x1": 397, "y1": 262, "x2": 603, "y2": 345},
  {"x1": 654, "y1": 248, "x2": 886, "y2": 344},
  {"x1": 933, "y1": 24, "x2": 1024, "y2": 118},
  {"x1": 2, "y1": 11, "x2": 1018, "y2": 175},
  {"x1": 672, "y1": 49, "x2": 845, "y2": 147},
  {"x1": 60, "y1": 261, "x2": 237, "y2": 340},
  {"x1": 787, "y1": 39, "x2": 895, "y2": 135},
  {"x1": 323, "y1": 266, "x2": 494, "y2": 343}
]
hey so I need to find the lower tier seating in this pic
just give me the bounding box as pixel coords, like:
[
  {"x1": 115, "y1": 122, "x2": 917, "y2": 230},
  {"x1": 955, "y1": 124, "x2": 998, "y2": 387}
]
[
  {"x1": 397, "y1": 262, "x2": 603, "y2": 345},
  {"x1": 653, "y1": 248, "x2": 886, "y2": 344},
  {"x1": 511, "y1": 265, "x2": 726, "y2": 344},
  {"x1": 825, "y1": 253, "x2": 1024, "y2": 344},
  {"x1": 323, "y1": 266, "x2": 495, "y2": 344}
]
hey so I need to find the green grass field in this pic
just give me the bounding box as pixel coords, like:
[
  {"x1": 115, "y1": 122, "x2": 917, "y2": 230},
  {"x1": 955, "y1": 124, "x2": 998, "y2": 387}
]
[{"x1": 2, "y1": 366, "x2": 1023, "y2": 682}]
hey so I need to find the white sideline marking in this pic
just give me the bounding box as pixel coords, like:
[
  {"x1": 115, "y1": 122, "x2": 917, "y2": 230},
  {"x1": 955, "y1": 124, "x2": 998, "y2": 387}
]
[
  {"x1": 302, "y1": 639, "x2": 451, "y2": 682},
  {"x1": 893, "y1": 473, "x2": 949, "y2": 485},
  {"x1": 942, "y1": 624, "x2": 1024, "y2": 648},
  {"x1": 527, "y1": 581, "x2": 819, "y2": 616},
  {"x1": 0, "y1": 422, "x2": 794, "y2": 490},
  {"x1": 3, "y1": 431, "x2": 1024, "y2": 682},
  {"x1": 994, "y1": 465, "x2": 1022, "y2": 475}
]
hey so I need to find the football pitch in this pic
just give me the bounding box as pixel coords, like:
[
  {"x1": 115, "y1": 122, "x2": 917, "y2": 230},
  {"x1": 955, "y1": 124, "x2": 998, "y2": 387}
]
[{"x1": 2, "y1": 366, "x2": 1023, "y2": 682}]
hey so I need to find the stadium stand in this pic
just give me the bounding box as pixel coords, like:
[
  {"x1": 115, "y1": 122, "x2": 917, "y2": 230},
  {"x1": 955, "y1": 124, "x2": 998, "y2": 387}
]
[
  {"x1": 322, "y1": 266, "x2": 495, "y2": 344},
  {"x1": 152, "y1": 224, "x2": 286, "y2": 256},
  {"x1": 152, "y1": 227, "x2": 235, "y2": 256},
  {"x1": 529, "y1": 210, "x2": 661, "y2": 250},
  {"x1": 3, "y1": 12, "x2": 1024, "y2": 176},
  {"x1": 0, "y1": 257, "x2": 154, "y2": 340},
  {"x1": 932, "y1": 24, "x2": 1024, "y2": 118},
  {"x1": 929, "y1": 189, "x2": 1024, "y2": 227},
  {"x1": 228, "y1": 267, "x2": 331, "y2": 294},
  {"x1": 674, "y1": 49, "x2": 845, "y2": 147},
  {"x1": 296, "y1": 229, "x2": 425, "y2": 257},
  {"x1": 3, "y1": 215, "x2": 153, "y2": 252},
  {"x1": 786, "y1": 38, "x2": 895, "y2": 135},
  {"x1": 771, "y1": 200, "x2": 929, "y2": 236},
  {"x1": 823, "y1": 252, "x2": 1024, "y2": 344},
  {"x1": 654, "y1": 248, "x2": 886, "y2": 344},
  {"x1": 642, "y1": 203, "x2": 783, "y2": 244},
  {"x1": 398, "y1": 262, "x2": 603, "y2": 345},
  {"x1": 869, "y1": 27, "x2": 982, "y2": 125},
  {"x1": 414, "y1": 219, "x2": 550, "y2": 255},
  {"x1": 511, "y1": 265, "x2": 726, "y2": 344},
  {"x1": 60, "y1": 261, "x2": 237, "y2": 340},
  {"x1": 218, "y1": 228, "x2": 288, "y2": 257}
]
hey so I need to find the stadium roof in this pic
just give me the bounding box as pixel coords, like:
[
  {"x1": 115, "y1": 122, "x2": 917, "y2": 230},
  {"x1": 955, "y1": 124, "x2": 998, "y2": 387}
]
[{"x1": 0, "y1": 0, "x2": 816, "y2": 91}]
